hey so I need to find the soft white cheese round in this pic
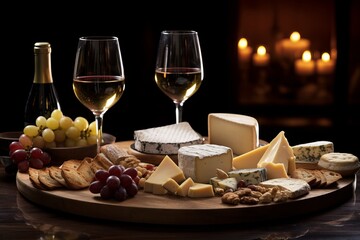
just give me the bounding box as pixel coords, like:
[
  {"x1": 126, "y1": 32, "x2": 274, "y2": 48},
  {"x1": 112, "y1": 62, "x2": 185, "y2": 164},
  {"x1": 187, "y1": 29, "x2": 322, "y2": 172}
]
[{"x1": 318, "y1": 152, "x2": 360, "y2": 177}]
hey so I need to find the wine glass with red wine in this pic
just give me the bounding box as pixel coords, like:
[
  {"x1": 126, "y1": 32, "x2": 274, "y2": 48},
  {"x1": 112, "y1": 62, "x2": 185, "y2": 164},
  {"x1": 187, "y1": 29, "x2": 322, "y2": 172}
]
[{"x1": 155, "y1": 30, "x2": 204, "y2": 124}]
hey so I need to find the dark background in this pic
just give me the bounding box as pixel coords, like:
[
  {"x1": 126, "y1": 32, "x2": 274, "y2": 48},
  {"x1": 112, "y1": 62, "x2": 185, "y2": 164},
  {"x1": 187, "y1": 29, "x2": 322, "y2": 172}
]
[{"x1": 1, "y1": 1, "x2": 359, "y2": 156}]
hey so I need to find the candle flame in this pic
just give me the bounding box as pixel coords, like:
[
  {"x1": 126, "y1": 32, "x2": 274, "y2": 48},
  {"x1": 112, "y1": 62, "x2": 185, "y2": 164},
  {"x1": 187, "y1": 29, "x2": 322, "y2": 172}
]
[
  {"x1": 321, "y1": 52, "x2": 330, "y2": 62},
  {"x1": 238, "y1": 38, "x2": 248, "y2": 49},
  {"x1": 257, "y1": 45, "x2": 266, "y2": 56},
  {"x1": 290, "y1": 31, "x2": 300, "y2": 42},
  {"x1": 302, "y1": 50, "x2": 312, "y2": 62}
]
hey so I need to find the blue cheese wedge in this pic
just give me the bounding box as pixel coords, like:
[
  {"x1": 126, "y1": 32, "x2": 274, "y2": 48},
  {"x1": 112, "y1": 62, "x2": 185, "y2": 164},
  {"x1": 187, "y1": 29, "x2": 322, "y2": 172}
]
[
  {"x1": 228, "y1": 168, "x2": 267, "y2": 185},
  {"x1": 134, "y1": 122, "x2": 203, "y2": 155},
  {"x1": 259, "y1": 178, "x2": 311, "y2": 199},
  {"x1": 292, "y1": 141, "x2": 334, "y2": 163},
  {"x1": 178, "y1": 144, "x2": 233, "y2": 183}
]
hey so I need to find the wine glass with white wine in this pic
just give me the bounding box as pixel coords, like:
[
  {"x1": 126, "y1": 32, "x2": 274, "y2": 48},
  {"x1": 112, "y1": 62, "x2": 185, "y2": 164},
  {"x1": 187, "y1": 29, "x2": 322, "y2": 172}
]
[
  {"x1": 155, "y1": 30, "x2": 204, "y2": 124},
  {"x1": 73, "y1": 36, "x2": 125, "y2": 153}
]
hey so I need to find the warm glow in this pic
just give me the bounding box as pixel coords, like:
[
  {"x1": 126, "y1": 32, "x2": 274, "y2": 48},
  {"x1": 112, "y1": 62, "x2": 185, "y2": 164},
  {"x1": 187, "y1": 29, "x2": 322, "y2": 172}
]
[
  {"x1": 321, "y1": 52, "x2": 330, "y2": 62},
  {"x1": 302, "y1": 50, "x2": 312, "y2": 62},
  {"x1": 257, "y1": 45, "x2": 266, "y2": 56},
  {"x1": 238, "y1": 38, "x2": 248, "y2": 49},
  {"x1": 290, "y1": 31, "x2": 301, "y2": 42}
]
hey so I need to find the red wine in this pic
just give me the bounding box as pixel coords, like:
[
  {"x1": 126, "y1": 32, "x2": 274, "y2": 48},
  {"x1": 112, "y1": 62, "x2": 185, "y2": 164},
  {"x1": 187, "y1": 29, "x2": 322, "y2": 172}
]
[
  {"x1": 73, "y1": 76, "x2": 125, "y2": 114},
  {"x1": 155, "y1": 67, "x2": 202, "y2": 103}
]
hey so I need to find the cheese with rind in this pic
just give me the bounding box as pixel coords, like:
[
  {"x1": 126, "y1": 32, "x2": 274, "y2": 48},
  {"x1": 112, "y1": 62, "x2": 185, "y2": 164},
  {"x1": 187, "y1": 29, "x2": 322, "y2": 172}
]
[
  {"x1": 178, "y1": 144, "x2": 233, "y2": 183},
  {"x1": 208, "y1": 113, "x2": 259, "y2": 155},
  {"x1": 292, "y1": 141, "x2": 334, "y2": 163},
  {"x1": 134, "y1": 122, "x2": 203, "y2": 155},
  {"x1": 259, "y1": 178, "x2": 311, "y2": 199},
  {"x1": 228, "y1": 168, "x2": 267, "y2": 185}
]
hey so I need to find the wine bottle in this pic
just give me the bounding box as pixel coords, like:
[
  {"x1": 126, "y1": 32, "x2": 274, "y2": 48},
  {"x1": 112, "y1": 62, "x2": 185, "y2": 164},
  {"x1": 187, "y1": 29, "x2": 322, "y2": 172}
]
[{"x1": 24, "y1": 42, "x2": 61, "y2": 126}]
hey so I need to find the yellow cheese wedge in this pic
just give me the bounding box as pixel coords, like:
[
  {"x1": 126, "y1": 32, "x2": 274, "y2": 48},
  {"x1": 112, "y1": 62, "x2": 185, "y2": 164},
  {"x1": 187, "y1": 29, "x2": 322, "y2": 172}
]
[
  {"x1": 233, "y1": 144, "x2": 269, "y2": 169},
  {"x1": 144, "y1": 155, "x2": 185, "y2": 194},
  {"x1": 176, "y1": 177, "x2": 195, "y2": 197},
  {"x1": 257, "y1": 131, "x2": 294, "y2": 179},
  {"x1": 187, "y1": 183, "x2": 215, "y2": 198},
  {"x1": 208, "y1": 113, "x2": 259, "y2": 155},
  {"x1": 162, "y1": 178, "x2": 180, "y2": 194}
]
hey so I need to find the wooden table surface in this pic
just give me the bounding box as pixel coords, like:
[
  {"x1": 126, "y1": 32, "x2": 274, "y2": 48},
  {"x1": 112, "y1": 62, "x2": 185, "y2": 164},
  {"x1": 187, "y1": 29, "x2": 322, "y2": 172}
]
[{"x1": 1, "y1": 165, "x2": 360, "y2": 240}]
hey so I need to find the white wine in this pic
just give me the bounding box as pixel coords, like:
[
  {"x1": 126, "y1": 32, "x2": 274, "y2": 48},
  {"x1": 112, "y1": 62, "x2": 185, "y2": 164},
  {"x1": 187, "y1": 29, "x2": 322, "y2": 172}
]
[
  {"x1": 73, "y1": 76, "x2": 125, "y2": 114},
  {"x1": 24, "y1": 42, "x2": 61, "y2": 127},
  {"x1": 155, "y1": 67, "x2": 202, "y2": 103}
]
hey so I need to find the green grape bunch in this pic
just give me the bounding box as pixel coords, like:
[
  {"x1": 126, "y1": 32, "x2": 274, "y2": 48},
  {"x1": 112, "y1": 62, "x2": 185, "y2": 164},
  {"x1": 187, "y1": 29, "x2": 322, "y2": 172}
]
[{"x1": 8, "y1": 109, "x2": 98, "y2": 173}]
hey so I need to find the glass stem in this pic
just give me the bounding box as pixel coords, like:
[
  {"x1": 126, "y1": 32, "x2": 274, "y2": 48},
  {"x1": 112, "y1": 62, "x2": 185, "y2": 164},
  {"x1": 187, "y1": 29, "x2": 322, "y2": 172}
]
[
  {"x1": 94, "y1": 113, "x2": 104, "y2": 154},
  {"x1": 175, "y1": 102, "x2": 184, "y2": 124}
]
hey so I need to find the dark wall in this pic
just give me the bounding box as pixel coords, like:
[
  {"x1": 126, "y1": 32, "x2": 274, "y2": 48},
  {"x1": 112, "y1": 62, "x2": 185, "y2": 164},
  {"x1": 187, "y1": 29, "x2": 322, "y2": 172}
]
[{"x1": 1, "y1": 1, "x2": 237, "y2": 141}]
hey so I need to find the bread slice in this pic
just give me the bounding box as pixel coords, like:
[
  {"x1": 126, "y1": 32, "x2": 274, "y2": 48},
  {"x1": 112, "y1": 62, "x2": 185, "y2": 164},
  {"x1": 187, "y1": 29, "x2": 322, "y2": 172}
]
[
  {"x1": 91, "y1": 153, "x2": 113, "y2": 172},
  {"x1": 48, "y1": 165, "x2": 69, "y2": 187},
  {"x1": 100, "y1": 142, "x2": 133, "y2": 164},
  {"x1": 291, "y1": 168, "x2": 317, "y2": 188},
  {"x1": 77, "y1": 159, "x2": 95, "y2": 183},
  {"x1": 61, "y1": 166, "x2": 90, "y2": 190},
  {"x1": 310, "y1": 169, "x2": 327, "y2": 188},
  {"x1": 28, "y1": 167, "x2": 45, "y2": 190},
  {"x1": 38, "y1": 168, "x2": 63, "y2": 190},
  {"x1": 320, "y1": 169, "x2": 342, "y2": 187}
]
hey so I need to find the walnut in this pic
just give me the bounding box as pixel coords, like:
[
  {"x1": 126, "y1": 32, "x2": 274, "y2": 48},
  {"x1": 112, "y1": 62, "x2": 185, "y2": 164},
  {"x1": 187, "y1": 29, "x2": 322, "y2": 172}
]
[
  {"x1": 214, "y1": 187, "x2": 225, "y2": 196},
  {"x1": 239, "y1": 196, "x2": 259, "y2": 205},
  {"x1": 234, "y1": 188, "x2": 252, "y2": 197},
  {"x1": 221, "y1": 192, "x2": 240, "y2": 205},
  {"x1": 259, "y1": 191, "x2": 273, "y2": 203}
]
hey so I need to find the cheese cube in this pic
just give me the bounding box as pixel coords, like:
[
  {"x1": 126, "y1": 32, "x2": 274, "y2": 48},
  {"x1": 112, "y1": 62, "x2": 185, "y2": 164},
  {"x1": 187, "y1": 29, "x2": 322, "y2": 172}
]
[
  {"x1": 188, "y1": 183, "x2": 215, "y2": 198},
  {"x1": 176, "y1": 177, "x2": 195, "y2": 197},
  {"x1": 144, "y1": 155, "x2": 185, "y2": 194},
  {"x1": 208, "y1": 113, "x2": 259, "y2": 155},
  {"x1": 257, "y1": 131, "x2": 294, "y2": 179},
  {"x1": 162, "y1": 178, "x2": 180, "y2": 194},
  {"x1": 233, "y1": 144, "x2": 269, "y2": 169},
  {"x1": 178, "y1": 144, "x2": 233, "y2": 183}
]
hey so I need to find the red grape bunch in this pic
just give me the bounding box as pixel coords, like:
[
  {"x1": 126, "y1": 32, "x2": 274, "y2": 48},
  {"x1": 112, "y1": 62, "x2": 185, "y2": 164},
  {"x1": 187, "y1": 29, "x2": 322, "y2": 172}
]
[
  {"x1": 89, "y1": 165, "x2": 139, "y2": 201},
  {"x1": 9, "y1": 134, "x2": 51, "y2": 173}
]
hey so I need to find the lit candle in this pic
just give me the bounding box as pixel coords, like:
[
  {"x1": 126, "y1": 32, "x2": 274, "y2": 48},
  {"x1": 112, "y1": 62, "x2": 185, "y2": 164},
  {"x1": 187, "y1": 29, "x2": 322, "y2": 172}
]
[
  {"x1": 295, "y1": 50, "x2": 315, "y2": 75},
  {"x1": 238, "y1": 38, "x2": 253, "y2": 63},
  {"x1": 278, "y1": 31, "x2": 310, "y2": 59},
  {"x1": 252, "y1": 45, "x2": 270, "y2": 67},
  {"x1": 316, "y1": 52, "x2": 335, "y2": 75}
]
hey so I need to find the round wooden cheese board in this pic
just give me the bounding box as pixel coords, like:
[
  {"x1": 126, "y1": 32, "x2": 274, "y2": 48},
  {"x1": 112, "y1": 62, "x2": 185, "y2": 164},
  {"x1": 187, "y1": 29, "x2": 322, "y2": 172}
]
[{"x1": 16, "y1": 170, "x2": 355, "y2": 225}]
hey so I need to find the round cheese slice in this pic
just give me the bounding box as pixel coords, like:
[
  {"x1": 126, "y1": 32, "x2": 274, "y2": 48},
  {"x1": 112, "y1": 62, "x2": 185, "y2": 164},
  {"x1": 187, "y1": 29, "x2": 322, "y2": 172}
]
[{"x1": 318, "y1": 152, "x2": 360, "y2": 177}]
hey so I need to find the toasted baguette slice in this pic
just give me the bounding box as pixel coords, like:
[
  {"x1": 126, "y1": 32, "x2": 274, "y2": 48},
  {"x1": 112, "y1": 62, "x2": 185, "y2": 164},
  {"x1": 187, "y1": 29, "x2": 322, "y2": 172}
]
[
  {"x1": 310, "y1": 169, "x2": 327, "y2": 188},
  {"x1": 320, "y1": 169, "x2": 342, "y2": 187},
  {"x1": 100, "y1": 142, "x2": 133, "y2": 164},
  {"x1": 77, "y1": 159, "x2": 95, "y2": 183},
  {"x1": 61, "y1": 166, "x2": 90, "y2": 190},
  {"x1": 48, "y1": 166, "x2": 68, "y2": 187},
  {"x1": 91, "y1": 153, "x2": 113, "y2": 172},
  {"x1": 60, "y1": 159, "x2": 82, "y2": 170},
  {"x1": 28, "y1": 167, "x2": 45, "y2": 190},
  {"x1": 38, "y1": 168, "x2": 63, "y2": 190},
  {"x1": 291, "y1": 168, "x2": 317, "y2": 188}
]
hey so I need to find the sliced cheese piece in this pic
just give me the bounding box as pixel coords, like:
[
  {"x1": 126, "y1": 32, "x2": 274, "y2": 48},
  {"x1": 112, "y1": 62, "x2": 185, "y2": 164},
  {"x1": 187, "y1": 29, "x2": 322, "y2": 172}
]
[
  {"x1": 176, "y1": 177, "x2": 195, "y2": 197},
  {"x1": 228, "y1": 168, "x2": 267, "y2": 185},
  {"x1": 144, "y1": 155, "x2": 185, "y2": 194},
  {"x1": 188, "y1": 183, "x2": 215, "y2": 198},
  {"x1": 217, "y1": 177, "x2": 238, "y2": 191},
  {"x1": 292, "y1": 141, "x2": 334, "y2": 163},
  {"x1": 178, "y1": 144, "x2": 233, "y2": 183},
  {"x1": 259, "y1": 178, "x2": 311, "y2": 199},
  {"x1": 134, "y1": 122, "x2": 203, "y2": 155},
  {"x1": 162, "y1": 178, "x2": 180, "y2": 194},
  {"x1": 257, "y1": 131, "x2": 294, "y2": 179},
  {"x1": 233, "y1": 144, "x2": 269, "y2": 169},
  {"x1": 208, "y1": 113, "x2": 259, "y2": 155}
]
